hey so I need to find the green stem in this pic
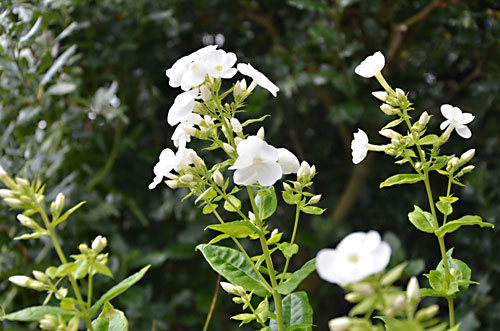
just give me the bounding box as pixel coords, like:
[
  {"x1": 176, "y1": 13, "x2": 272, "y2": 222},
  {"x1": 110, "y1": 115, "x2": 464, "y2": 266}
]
[
  {"x1": 442, "y1": 176, "x2": 453, "y2": 225},
  {"x1": 447, "y1": 297, "x2": 455, "y2": 327},
  {"x1": 279, "y1": 192, "x2": 302, "y2": 285},
  {"x1": 247, "y1": 187, "x2": 284, "y2": 331},
  {"x1": 38, "y1": 208, "x2": 95, "y2": 331},
  {"x1": 374, "y1": 72, "x2": 395, "y2": 94},
  {"x1": 87, "y1": 268, "x2": 93, "y2": 308}
]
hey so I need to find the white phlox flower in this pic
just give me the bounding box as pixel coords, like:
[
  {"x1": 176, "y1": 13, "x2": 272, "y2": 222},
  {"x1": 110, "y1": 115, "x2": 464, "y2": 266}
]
[
  {"x1": 354, "y1": 51, "x2": 385, "y2": 78},
  {"x1": 439, "y1": 104, "x2": 474, "y2": 139},
  {"x1": 203, "y1": 49, "x2": 238, "y2": 79},
  {"x1": 165, "y1": 45, "x2": 217, "y2": 91},
  {"x1": 316, "y1": 230, "x2": 391, "y2": 287},
  {"x1": 229, "y1": 136, "x2": 283, "y2": 186},
  {"x1": 148, "y1": 148, "x2": 199, "y2": 189},
  {"x1": 351, "y1": 129, "x2": 369, "y2": 164},
  {"x1": 277, "y1": 148, "x2": 300, "y2": 174},
  {"x1": 171, "y1": 113, "x2": 204, "y2": 148},
  {"x1": 167, "y1": 89, "x2": 199, "y2": 126},
  {"x1": 236, "y1": 63, "x2": 279, "y2": 97}
]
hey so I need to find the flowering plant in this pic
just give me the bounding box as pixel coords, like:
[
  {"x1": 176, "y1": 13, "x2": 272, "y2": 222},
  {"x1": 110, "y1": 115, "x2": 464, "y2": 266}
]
[{"x1": 151, "y1": 45, "x2": 325, "y2": 331}]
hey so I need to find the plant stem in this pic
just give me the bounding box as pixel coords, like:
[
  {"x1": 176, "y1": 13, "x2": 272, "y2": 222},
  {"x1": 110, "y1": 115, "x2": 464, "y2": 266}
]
[
  {"x1": 280, "y1": 192, "x2": 302, "y2": 285},
  {"x1": 38, "y1": 207, "x2": 94, "y2": 331},
  {"x1": 447, "y1": 297, "x2": 455, "y2": 327},
  {"x1": 202, "y1": 274, "x2": 221, "y2": 331},
  {"x1": 87, "y1": 268, "x2": 93, "y2": 308},
  {"x1": 247, "y1": 187, "x2": 284, "y2": 331}
]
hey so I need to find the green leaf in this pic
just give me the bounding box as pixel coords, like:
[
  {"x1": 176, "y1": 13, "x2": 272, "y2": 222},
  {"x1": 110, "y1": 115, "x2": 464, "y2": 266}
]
[
  {"x1": 435, "y1": 215, "x2": 494, "y2": 237},
  {"x1": 270, "y1": 292, "x2": 313, "y2": 331},
  {"x1": 418, "y1": 134, "x2": 440, "y2": 145},
  {"x1": 349, "y1": 296, "x2": 377, "y2": 316},
  {"x1": 241, "y1": 115, "x2": 270, "y2": 127},
  {"x1": 408, "y1": 206, "x2": 434, "y2": 233},
  {"x1": 276, "y1": 258, "x2": 316, "y2": 295},
  {"x1": 55, "y1": 262, "x2": 77, "y2": 278},
  {"x1": 420, "y1": 288, "x2": 447, "y2": 298},
  {"x1": 380, "y1": 174, "x2": 423, "y2": 188},
  {"x1": 89, "y1": 265, "x2": 151, "y2": 317},
  {"x1": 277, "y1": 243, "x2": 299, "y2": 259},
  {"x1": 91, "y1": 303, "x2": 128, "y2": 331},
  {"x1": 255, "y1": 298, "x2": 269, "y2": 322},
  {"x1": 382, "y1": 118, "x2": 404, "y2": 130},
  {"x1": 202, "y1": 203, "x2": 218, "y2": 214},
  {"x1": 53, "y1": 201, "x2": 86, "y2": 226},
  {"x1": 301, "y1": 206, "x2": 325, "y2": 215},
  {"x1": 255, "y1": 187, "x2": 277, "y2": 220},
  {"x1": 282, "y1": 191, "x2": 301, "y2": 205},
  {"x1": 196, "y1": 244, "x2": 270, "y2": 297},
  {"x1": 205, "y1": 220, "x2": 259, "y2": 238},
  {"x1": 436, "y1": 201, "x2": 453, "y2": 216},
  {"x1": 14, "y1": 231, "x2": 48, "y2": 240},
  {"x1": 425, "y1": 270, "x2": 446, "y2": 293},
  {"x1": 224, "y1": 195, "x2": 242, "y2": 213},
  {"x1": 94, "y1": 263, "x2": 113, "y2": 278},
  {"x1": 207, "y1": 234, "x2": 230, "y2": 245},
  {"x1": 437, "y1": 250, "x2": 474, "y2": 298},
  {"x1": 3, "y1": 306, "x2": 73, "y2": 322}
]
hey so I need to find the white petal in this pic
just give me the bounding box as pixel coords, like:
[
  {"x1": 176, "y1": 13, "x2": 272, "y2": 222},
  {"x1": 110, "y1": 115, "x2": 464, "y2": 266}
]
[
  {"x1": 233, "y1": 167, "x2": 260, "y2": 186},
  {"x1": 440, "y1": 119, "x2": 451, "y2": 131},
  {"x1": 440, "y1": 104, "x2": 461, "y2": 120},
  {"x1": 237, "y1": 63, "x2": 279, "y2": 97},
  {"x1": 255, "y1": 162, "x2": 283, "y2": 186},
  {"x1": 316, "y1": 249, "x2": 342, "y2": 284},
  {"x1": 180, "y1": 63, "x2": 207, "y2": 91},
  {"x1": 455, "y1": 125, "x2": 472, "y2": 139},
  {"x1": 459, "y1": 113, "x2": 475, "y2": 125},
  {"x1": 354, "y1": 51, "x2": 385, "y2": 78},
  {"x1": 277, "y1": 148, "x2": 300, "y2": 174},
  {"x1": 167, "y1": 89, "x2": 199, "y2": 126}
]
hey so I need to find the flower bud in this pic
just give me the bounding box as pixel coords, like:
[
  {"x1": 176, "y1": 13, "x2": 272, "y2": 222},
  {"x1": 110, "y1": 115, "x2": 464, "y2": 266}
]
[
  {"x1": 379, "y1": 129, "x2": 401, "y2": 139},
  {"x1": 222, "y1": 143, "x2": 234, "y2": 154},
  {"x1": 460, "y1": 149, "x2": 475, "y2": 163},
  {"x1": 212, "y1": 170, "x2": 224, "y2": 186},
  {"x1": 328, "y1": 317, "x2": 351, "y2": 331},
  {"x1": 17, "y1": 214, "x2": 38, "y2": 229},
  {"x1": 9, "y1": 275, "x2": 30, "y2": 287},
  {"x1": 200, "y1": 85, "x2": 211, "y2": 101},
  {"x1": 266, "y1": 228, "x2": 282, "y2": 245},
  {"x1": 415, "y1": 304, "x2": 439, "y2": 321},
  {"x1": 446, "y1": 157, "x2": 460, "y2": 171},
  {"x1": 293, "y1": 181, "x2": 302, "y2": 190},
  {"x1": 349, "y1": 283, "x2": 374, "y2": 297},
  {"x1": 56, "y1": 287, "x2": 68, "y2": 299},
  {"x1": 395, "y1": 88, "x2": 405, "y2": 100},
  {"x1": 372, "y1": 91, "x2": 388, "y2": 102},
  {"x1": 309, "y1": 194, "x2": 321, "y2": 204},
  {"x1": 0, "y1": 189, "x2": 15, "y2": 198},
  {"x1": 406, "y1": 276, "x2": 420, "y2": 302},
  {"x1": 32, "y1": 270, "x2": 49, "y2": 283},
  {"x1": 380, "y1": 103, "x2": 395, "y2": 115},
  {"x1": 248, "y1": 211, "x2": 256, "y2": 224},
  {"x1": 234, "y1": 79, "x2": 247, "y2": 97},
  {"x1": 78, "y1": 243, "x2": 89, "y2": 254},
  {"x1": 392, "y1": 295, "x2": 407, "y2": 310},
  {"x1": 230, "y1": 118, "x2": 243, "y2": 134},
  {"x1": 179, "y1": 174, "x2": 194, "y2": 184},
  {"x1": 247, "y1": 80, "x2": 257, "y2": 94},
  {"x1": 0, "y1": 164, "x2": 6, "y2": 178},
  {"x1": 234, "y1": 137, "x2": 243, "y2": 145},
  {"x1": 4, "y1": 198, "x2": 23, "y2": 208},
  {"x1": 297, "y1": 161, "x2": 312, "y2": 180},
  {"x1": 418, "y1": 111, "x2": 429, "y2": 126},
  {"x1": 91, "y1": 235, "x2": 108, "y2": 253},
  {"x1": 457, "y1": 165, "x2": 475, "y2": 177},
  {"x1": 39, "y1": 314, "x2": 58, "y2": 330},
  {"x1": 165, "y1": 180, "x2": 179, "y2": 189},
  {"x1": 232, "y1": 297, "x2": 244, "y2": 304},
  {"x1": 257, "y1": 127, "x2": 265, "y2": 140},
  {"x1": 220, "y1": 282, "x2": 246, "y2": 296},
  {"x1": 344, "y1": 292, "x2": 362, "y2": 303},
  {"x1": 15, "y1": 177, "x2": 30, "y2": 189},
  {"x1": 182, "y1": 125, "x2": 198, "y2": 137},
  {"x1": 283, "y1": 182, "x2": 293, "y2": 193},
  {"x1": 53, "y1": 193, "x2": 65, "y2": 216}
]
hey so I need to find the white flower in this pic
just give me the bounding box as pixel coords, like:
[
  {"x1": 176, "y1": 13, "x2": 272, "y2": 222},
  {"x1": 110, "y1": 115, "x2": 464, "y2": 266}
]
[
  {"x1": 172, "y1": 123, "x2": 193, "y2": 148},
  {"x1": 229, "y1": 136, "x2": 282, "y2": 186},
  {"x1": 354, "y1": 51, "x2": 385, "y2": 78},
  {"x1": 351, "y1": 129, "x2": 369, "y2": 164},
  {"x1": 277, "y1": 148, "x2": 300, "y2": 174},
  {"x1": 439, "y1": 104, "x2": 474, "y2": 139},
  {"x1": 149, "y1": 148, "x2": 199, "y2": 189},
  {"x1": 167, "y1": 89, "x2": 199, "y2": 126},
  {"x1": 203, "y1": 49, "x2": 238, "y2": 79},
  {"x1": 165, "y1": 45, "x2": 217, "y2": 91},
  {"x1": 237, "y1": 63, "x2": 279, "y2": 97},
  {"x1": 316, "y1": 230, "x2": 391, "y2": 287}
]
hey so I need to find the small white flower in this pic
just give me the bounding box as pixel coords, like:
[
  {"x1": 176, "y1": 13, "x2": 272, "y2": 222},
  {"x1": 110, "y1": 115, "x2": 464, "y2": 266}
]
[
  {"x1": 439, "y1": 104, "x2": 474, "y2": 139},
  {"x1": 229, "y1": 136, "x2": 282, "y2": 186},
  {"x1": 316, "y1": 230, "x2": 391, "y2": 287},
  {"x1": 171, "y1": 123, "x2": 193, "y2": 148},
  {"x1": 149, "y1": 148, "x2": 199, "y2": 189},
  {"x1": 167, "y1": 89, "x2": 199, "y2": 126},
  {"x1": 202, "y1": 49, "x2": 238, "y2": 79},
  {"x1": 237, "y1": 63, "x2": 279, "y2": 97},
  {"x1": 351, "y1": 129, "x2": 369, "y2": 164},
  {"x1": 277, "y1": 148, "x2": 300, "y2": 174},
  {"x1": 354, "y1": 51, "x2": 385, "y2": 78},
  {"x1": 165, "y1": 45, "x2": 217, "y2": 90}
]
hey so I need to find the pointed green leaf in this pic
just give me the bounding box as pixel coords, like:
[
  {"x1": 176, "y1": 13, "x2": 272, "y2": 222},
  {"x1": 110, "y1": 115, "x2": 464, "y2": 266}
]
[
  {"x1": 276, "y1": 258, "x2": 316, "y2": 295},
  {"x1": 91, "y1": 303, "x2": 128, "y2": 331},
  {"x1": 53, "y1": 201, "x2": 86, "y2": 226},
  {"x1": 3, "y1": 306, "x2": 73, "y2": 322},
  {"x1": 435, "y1": 215, "x2": 494, "y2": 237},
  {"x1": 380, "y1": 174, "x2": 423, "y2": 188},
  {"x1": 207, "y1": 234, "x2": 230, "y2": 245},
  {"x1": 224, "y1": 195, "x2": 242, "y2": 213},
  {"x1": 283, "y1": 191, "x2": 301, "y2": 205},
  {"x1": 382, "y1": 118, "x2": 404, "y2": 130},
  {"x1": 408, "y1": 206, "x2": 434, "y2": 233},
  {"x1": 418, "y1": 134, "x2": 440, "y2": 145},
  {"x1": 241, "y1": 115, "x2": 270, "y2": 127},
  {"x1": 436, "y1": 201, "x2": 453, "y2": 216},
  {"x1": 196, "y1": 244, "x2": 270, "y2": 297},
  {"x1": 206, "y1": 221, "x2": 259, "y2": 238},
  {"x1": 270, "y1": 292, "x2": 313, "y2": 331},
  {"x1": 277, "y1": 243, "x2": 299, "y2": 259}
]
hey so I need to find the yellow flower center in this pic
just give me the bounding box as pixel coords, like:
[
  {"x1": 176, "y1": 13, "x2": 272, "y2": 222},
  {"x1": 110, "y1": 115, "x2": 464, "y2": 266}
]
[
  {"x1": 253, "y1": 158, "x2": 262, "y2": 166},
  {"x1": 215, "y1": 65, "x2": 223, "y2": 72},
  {"x1": 348, "y1": 254, "x2": 359, "y2": 263}
]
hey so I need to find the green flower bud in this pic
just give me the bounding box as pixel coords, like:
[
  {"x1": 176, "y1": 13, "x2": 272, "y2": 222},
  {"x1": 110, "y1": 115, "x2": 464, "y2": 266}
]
[
  {"x1": 39, "y1": 314, "x2": 58, "y2": 330},
  {"x1": 415, "y1": 304, "x2": 439, "y2": 321}
]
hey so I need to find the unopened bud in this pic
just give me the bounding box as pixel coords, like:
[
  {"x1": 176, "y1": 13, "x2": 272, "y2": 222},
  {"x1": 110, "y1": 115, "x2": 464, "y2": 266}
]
[
  {"x1": 212, "y1": 170, "x2": 224, "y2": 186},
  {"x1": 78, "y1": 243, "x2": 89, "y2": 254},
  {"x1": 395, "y1": 88, "x2": 405, "y2": 100},
  {"x1": 247, "y1": 80, "x2": 257, "y2": 94},
  {"x1": 15, "y1": 177, "x2": 30, "y2": 189},
  {"x1": 350, "y1": 283, "x2": 374, "y2": 297},
  {"x1": 283, "y1": 182, "x2": 293, "y2": 193},
  {"x1": 328, "y1": 317, "x2": 351, "y2": 331},
  {"x1": 379, "y1": 129, "x2": 401, "y2": 139},
  {"x1": 234, "y1": 79, "x2": 247, "y2": 97},
  {"x1": 460, "y1": 149, "x2": 475, "y2": 163},
  {"x1": 415, "y1": 304, "x2": 439, "y2": 321},
  {"x1": 182, "y1": 125, "x2": 198, "y2": 137},
  {"x1": 309, "y1": 194, "x2": 321, "y2": 204},
  {"x1": 248, "y1": 211, "x2": 256, "y2": 224},
  {"x1": 458, "y1": 165, "x2": 475, "y2": 177},
  {"x1": 234, "y1": 137, "x2": 243, "y2": 145},
  {"x1": 39, "y1": 314, "x2": 58, "y2": 330},
  {"x1": 165, "y1": 180, "x2": 179, "y2": 189},
  {"x1": 257, "y1": 127, "x2": 265, "y2": 140},
  {"x1": 4, "y1": 198, "x2": 23, "y2": 208},
  {"x1": 54, "y1": 193, "x2": 65, "y2": 215},
  {"x1": 0, "y1": 164, "x2": 6, "y2": 178},
  {"x1": 220, "y1": 282, "x2": 246, "y2": 296},
  {"x1": 297, "y1": 161, "x2": 312, "y2": 180},
  {"x1": 344, "y1": 292, "x2": 362, "y2": 303},
  {"x1": 9, "y1": 275, "x2": 30, "y2": 287},
  {"x1": 17, "y1": 214, "x2": 37, "y2": 229},
  {"x1": 380, "y1": 103, "x2": 395, "y2": 115},
  {"x1": 0, "y1": 189, "x2": 15, "y2": 198},
  {"x1": 446, "y1": 157, "x2": 459, "y2": 171},
  {"x1": 418, "y1": 111, "x2": 429, "y2": 126},
  {"x1": 230, "y1": 118, "x2": 243, "y2": 134},
  {"x1": 32, "y1": 270, "x2": 49, "y2": 283},
  {"x1": 179, "y1": 174, "x2": 194, "y2": 184},
  {"x1": 56, "y1": 287, "x2": 68, "y2": 299},
  {"x1": 372, "y1": 91, "x2": 388, "y2": 102},
  {"x1": 392, "y1": 295, "x2": 407, "y2": 310},
  {"x1": 232, "y1": 297, "x2": 244, "y2": 304},
  {"x1": 222, "y1": 143, "x2": 234, "y2": 154},
  {"x1": 266, "y1": 228, "x2": 282, "y2": 245},
  {"x1": 293, "y1": 181, "x2": 302, "y2": 190},
  {"x1": 406, "y1": 276, "x2": 420, "y2": 302},
  {"x1": 92, "y1": 235, "x2": 108, "y2": 253},
  {"x1": 200, "y1": 85, "x2": 211, "y2": 101}
]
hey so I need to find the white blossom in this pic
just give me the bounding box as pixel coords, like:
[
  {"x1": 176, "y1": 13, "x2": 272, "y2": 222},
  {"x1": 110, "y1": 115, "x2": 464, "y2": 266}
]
[
  {"x1": 202, "y1": 49, "x2": 238, "y2": 79},
  {"x1": 229, "y1": 136, "x2": 282, "y2": 186},
  {"x1": 439, "y1": 104, "x2": 474, "y2": 139},
  {"x1": 354, "y1": 51, "x2": 385, "y2": 78},
  {"x1": 171, "y1": 122, "x2": 193, "y2": 148},
  {"x1": 237, "y1": 63, "x2": 279, "y2": 97},
  {"x1": 149, "y1": 147, "x2": 199, "y2": 189},
  {"x1": 316, "y1": 231, "x2": 391, "y2": 287},
  {"x1": 277, "y1": 148, "x2": 300, "y2": 174},
  {"x1": 167, "y1": 89, "x2": 199, "y2": 126},
  {"x1": 351, "y1": 129, "x2": 369, "y2": 164}
]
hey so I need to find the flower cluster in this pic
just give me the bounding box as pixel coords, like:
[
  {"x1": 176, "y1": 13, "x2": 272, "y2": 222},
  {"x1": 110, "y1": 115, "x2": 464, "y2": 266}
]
[{"x1": 150, "y1": 45, "x2": 305, "y2": 191}]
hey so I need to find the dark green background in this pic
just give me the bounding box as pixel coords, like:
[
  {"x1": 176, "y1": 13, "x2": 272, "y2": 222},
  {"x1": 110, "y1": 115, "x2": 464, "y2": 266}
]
[{"x1": 1, "y1": 0, "x2": 499, "y2": 330}]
